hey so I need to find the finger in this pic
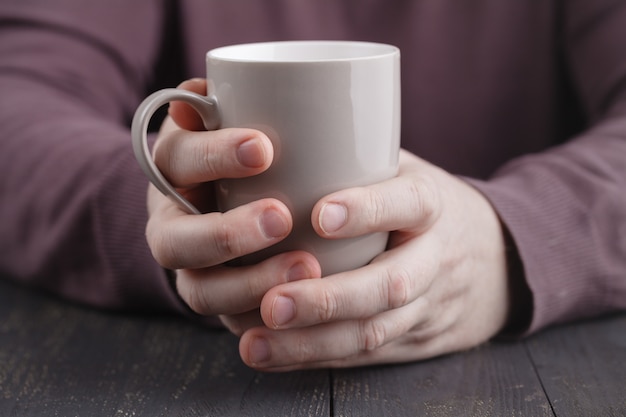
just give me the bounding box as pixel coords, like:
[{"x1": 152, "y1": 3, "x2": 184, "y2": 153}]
[
  {"x1": 215, "y1": 256, "x2": 323, "y2": 336},
  {"x1": 240, "y1": 299, "x2": 434, "y2": 370},
  {"x1": 312, "y1": 151, "x2": 442, "y2": 239},
  {"x1": 168, "y1": 78, "x2": 208, "y2": 131},
  {"x1": 219, "y1": 310, "x2": 265, "y2": 337},
  {"x1": 146, "y1": 198, "x2": 292, "y2": 270},
  {"x1": 259, "y1": 238, "x2": 440, "y2": 329},
  {"x1": 176, "y1": 251, "x2": 321, "y2": 316},
  {"x1": 153, "y1": 127, "x2": 273, "y2": 187},
  {"x1": 250, "y1": 316, "x2": 459, "y2": 372},
  {"x1": 218, "y1": 259, "x2": 322, "y2": 335}
]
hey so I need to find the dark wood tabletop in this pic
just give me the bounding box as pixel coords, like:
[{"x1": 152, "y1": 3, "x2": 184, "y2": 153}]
[{"x1": 1, "y1": 278, "x2": 624, "y2": 417}]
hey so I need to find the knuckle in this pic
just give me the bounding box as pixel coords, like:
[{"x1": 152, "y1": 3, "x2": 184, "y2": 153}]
[
  {"x1": 317, "y1": 286, "x2": 341, "y2": 323},
  {"x1": 383, "y1": 264, "x2": 413, "y2": 309},
  {"x1": 408, "y1": 174, "x2": 441, "y2": 223},
  {"x1": 157, "y1": 134, "x2": 186, "y2": 184},
  {"x1": 152, "y1": 138, "x2": 171, "y2": 172},
  {"x1": 293, "y1": 334, "x2": 317, "y2": 362},
  {"x1": 198, "y1": 139, "x2": 221, "y2": 178},
  {"x1": 365, "y1": 188, "x2": 388, "y2": 227},
  {"x1": 243, "y1": 265, "x2": 267, "y2": 302},
  {"x1": 210, "y1": 220, "x2": 240, "y2": 260},
  {"x1": 359, "y1": 318, "x2": 388, "y2": 351},
  {"x1": 183, "y1": 279, "x2": 215, "y2": 316},
  {"x1": 146, "y1": 221, "x2": 180, "y2": 269}
]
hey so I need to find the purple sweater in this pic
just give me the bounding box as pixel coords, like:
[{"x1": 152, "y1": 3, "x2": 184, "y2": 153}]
[{"x1": 1, "y1": 1, "x2": 625, "y2": 334}]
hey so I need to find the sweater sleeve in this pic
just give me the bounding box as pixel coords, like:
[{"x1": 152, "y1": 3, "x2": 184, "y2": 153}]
[
  {"x1": 471, "y1": 0, "x2": 626, "y2": 334},
  {"x1": 0, "y1": 1, "x2": 192, "y2": 315}
]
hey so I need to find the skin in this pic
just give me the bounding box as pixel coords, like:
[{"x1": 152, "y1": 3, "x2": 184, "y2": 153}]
[{"x1": 146, "y1": 78, "x2": 512, "y2": 371}]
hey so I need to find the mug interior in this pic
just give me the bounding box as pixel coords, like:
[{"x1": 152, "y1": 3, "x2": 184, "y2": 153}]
[{"x1": 208, "y1": 41, "x2": 398, "y2": 62}]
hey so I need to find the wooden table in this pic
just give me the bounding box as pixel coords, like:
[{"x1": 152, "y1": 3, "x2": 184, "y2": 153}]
[{"x1": 1, "y1": 278, "x2": 624, "y2": 416}]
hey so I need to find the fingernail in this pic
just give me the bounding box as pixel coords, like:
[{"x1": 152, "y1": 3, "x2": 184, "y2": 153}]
[
  {"x1": 272, "y1": 296, "x2": 296, "y2": 327},
  {"x1": 249, "y1": 337, "x2": 271, "y2": 364},
  {"x1": 287, "y1": 262, "x2": 309, "y2": 282},
  {"x1": 260, "y1": 208, "x2": 289, "y2": 239},
  {"x1": 237, "y1": 137, "x2": 266, "y2": 168},
  {"x1": 320, "y1": 203, "x2": 347, "y2": 234}
]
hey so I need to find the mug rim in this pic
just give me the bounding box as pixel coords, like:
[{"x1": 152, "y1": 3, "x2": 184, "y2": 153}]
[{"x1": 207, "y1": 40, "x2": 399, "y2": 63}]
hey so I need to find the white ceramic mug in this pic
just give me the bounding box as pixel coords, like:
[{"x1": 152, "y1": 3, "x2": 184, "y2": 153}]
[{"x1": 132, "y1": 40, "x2": 401, "y2": 275}]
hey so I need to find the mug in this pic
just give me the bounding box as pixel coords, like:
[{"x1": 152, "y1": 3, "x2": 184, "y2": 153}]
[{"x1": 132, "y1": 40, "x2": 401, "y2": 275}]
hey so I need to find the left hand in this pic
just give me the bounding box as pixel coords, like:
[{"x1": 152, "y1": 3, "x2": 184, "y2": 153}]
[{"x1": 231, "y1": 150, "x2": 512, "y2": 371}]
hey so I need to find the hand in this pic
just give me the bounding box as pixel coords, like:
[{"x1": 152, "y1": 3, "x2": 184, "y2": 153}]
[
  {"x1": 146, "y1": 79, "x2": 322, "y2": 330},
  {"x1": 146, "y1": 79, "x2": 513, "y2": 372},
  {"x1": 236, "y1": 150, "x2": 512, "y2": 371}
]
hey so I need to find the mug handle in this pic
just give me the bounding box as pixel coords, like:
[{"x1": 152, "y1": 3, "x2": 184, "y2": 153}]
[{"x1": 131, "y1": 88, "x2": 220, "y2": 214}]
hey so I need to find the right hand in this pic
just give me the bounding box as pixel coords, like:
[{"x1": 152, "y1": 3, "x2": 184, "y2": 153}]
[{"x1": 145, "y1": 78, "x2": 322, "y2": 333}]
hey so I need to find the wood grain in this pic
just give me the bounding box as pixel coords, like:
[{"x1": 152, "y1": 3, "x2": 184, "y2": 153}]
[
  {"x1": 0, "y1": 280, "x2": 330, "y2": 417},
  {"x1": 332, "y1": 342, "x2": 553, "y2": 417},
  {"x1": 2, "y1": 277, "x2": 625, "y2": 417},
  {"x1": 525, "y1": 315, "x2": 626, "y2": 417}
]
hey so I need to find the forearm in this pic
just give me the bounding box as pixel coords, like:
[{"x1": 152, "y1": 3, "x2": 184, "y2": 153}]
[
  {"x1": 0, "y1": 75, "x2": 170, "y2": 310},
  {"x1": 0, "y1": 2, "x2": 188, "y2": 313},
  {"x1": 471, "y1": 120, "x2": 626, "y2": 334},
  {"x1": 468, "y1": 0, "x2": 626, "y2": 335}
]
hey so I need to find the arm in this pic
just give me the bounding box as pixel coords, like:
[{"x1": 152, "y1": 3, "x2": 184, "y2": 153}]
[
  {"x1": 0, "y1": 2, "x2": 186, "y2": 312},
  {"x1": 153, "y1": 2, "x2": 626, "y2": 369},
  {"x1": 116, "y1": 0, "x2": 626, "y2": 370},
  {"x1": 471, "y1": 0, "x2": 626, "y2": 334}
]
